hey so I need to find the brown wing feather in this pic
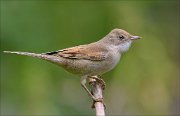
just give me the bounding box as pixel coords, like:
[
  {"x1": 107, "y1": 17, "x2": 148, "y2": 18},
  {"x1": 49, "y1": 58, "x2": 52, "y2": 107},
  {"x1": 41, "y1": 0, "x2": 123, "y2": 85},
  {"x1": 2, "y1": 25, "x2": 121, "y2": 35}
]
[{"x1": 45, "y1": 45, "x2": 108, "y2": 61}]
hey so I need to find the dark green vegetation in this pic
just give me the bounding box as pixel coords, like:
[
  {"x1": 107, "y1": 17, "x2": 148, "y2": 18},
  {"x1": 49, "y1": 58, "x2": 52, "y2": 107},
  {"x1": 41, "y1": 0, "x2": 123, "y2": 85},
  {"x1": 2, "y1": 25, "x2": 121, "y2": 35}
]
[{"x1": 1, "y1": 1, "x2": 180, "y2": 115}]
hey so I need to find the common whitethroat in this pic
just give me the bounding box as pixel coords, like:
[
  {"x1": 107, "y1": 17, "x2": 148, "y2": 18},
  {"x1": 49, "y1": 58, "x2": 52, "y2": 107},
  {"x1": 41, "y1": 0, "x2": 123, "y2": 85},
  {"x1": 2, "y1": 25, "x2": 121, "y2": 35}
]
[{"x1": 4, "y1": 28, "x2": 141, "y2": 102}]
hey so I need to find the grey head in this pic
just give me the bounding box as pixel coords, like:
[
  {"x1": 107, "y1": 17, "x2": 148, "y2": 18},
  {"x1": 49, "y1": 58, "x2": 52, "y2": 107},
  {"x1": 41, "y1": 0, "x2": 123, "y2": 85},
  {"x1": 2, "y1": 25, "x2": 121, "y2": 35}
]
[{"x1": 100, "y1": 28, "x2": 141, "y2": 53}]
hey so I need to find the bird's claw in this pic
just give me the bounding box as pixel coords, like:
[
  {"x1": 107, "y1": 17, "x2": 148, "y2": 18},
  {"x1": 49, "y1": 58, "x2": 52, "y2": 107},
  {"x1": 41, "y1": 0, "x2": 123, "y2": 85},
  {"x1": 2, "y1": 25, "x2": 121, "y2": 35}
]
[
  {"x1": 91, "y1": 98, "x2": 106, "y2": 109},
  {"x1": 89, "y1": 76, "x2": 106, "y2": 90}
]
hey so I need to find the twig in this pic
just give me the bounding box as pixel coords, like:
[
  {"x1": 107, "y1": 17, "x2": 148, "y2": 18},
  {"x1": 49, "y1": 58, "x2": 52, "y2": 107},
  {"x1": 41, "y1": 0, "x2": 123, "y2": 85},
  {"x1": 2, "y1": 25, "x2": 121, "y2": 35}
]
[{"x1": 89, "y1": 77, "x2": 105, "y2": 116}]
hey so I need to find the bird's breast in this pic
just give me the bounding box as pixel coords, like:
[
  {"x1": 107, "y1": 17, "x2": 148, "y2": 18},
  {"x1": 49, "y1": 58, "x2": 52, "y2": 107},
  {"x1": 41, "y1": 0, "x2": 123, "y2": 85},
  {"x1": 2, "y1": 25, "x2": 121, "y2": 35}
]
[{"x1": 105, "y1": 52, "x2": 121, "y2": 71}]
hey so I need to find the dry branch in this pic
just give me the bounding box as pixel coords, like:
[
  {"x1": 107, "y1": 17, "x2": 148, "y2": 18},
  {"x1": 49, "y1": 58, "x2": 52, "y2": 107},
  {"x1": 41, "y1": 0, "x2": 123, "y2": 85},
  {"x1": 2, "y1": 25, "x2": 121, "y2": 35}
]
[{"x1": 89, "y1": 77, "x2": 105, "y2": 116}]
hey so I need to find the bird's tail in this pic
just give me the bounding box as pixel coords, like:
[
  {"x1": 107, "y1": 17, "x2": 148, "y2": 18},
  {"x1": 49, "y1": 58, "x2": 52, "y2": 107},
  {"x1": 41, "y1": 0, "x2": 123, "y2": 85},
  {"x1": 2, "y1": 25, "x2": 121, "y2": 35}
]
[{"x1": 3, "y1": 51, "x2": 62, "y2": 65}]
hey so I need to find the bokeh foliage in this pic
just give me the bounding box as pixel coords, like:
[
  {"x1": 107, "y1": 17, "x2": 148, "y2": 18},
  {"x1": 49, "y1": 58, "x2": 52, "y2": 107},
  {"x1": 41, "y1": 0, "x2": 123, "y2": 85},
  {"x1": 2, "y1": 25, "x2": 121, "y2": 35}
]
[{"x1": 1, "y1": 1, "x2": 180, "y2": 115}]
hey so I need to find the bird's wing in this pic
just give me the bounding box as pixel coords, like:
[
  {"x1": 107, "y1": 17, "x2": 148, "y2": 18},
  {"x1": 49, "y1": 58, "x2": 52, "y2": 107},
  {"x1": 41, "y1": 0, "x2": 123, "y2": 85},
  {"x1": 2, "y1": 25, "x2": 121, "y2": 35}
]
[{"x1": 44, "y1": 45, "x2": 108, "y2": 61}]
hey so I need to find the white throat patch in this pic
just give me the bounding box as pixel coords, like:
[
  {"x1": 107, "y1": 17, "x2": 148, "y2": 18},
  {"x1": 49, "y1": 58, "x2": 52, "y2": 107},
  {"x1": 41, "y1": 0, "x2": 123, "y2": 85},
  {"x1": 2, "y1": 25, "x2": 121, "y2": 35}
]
[
  {"x1": 107, "y1": 41, "x2": 132, "y2": 53},
  {"x1": 118, "y1": 41, "x2": 132, "y2": 53}
]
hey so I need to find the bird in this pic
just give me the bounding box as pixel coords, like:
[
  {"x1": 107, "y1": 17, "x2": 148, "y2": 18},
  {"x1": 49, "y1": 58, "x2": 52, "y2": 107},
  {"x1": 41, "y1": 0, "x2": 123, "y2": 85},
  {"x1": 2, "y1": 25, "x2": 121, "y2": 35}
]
[{"x1": 4, "y1": 28, "x2": 141, "y2": 102}]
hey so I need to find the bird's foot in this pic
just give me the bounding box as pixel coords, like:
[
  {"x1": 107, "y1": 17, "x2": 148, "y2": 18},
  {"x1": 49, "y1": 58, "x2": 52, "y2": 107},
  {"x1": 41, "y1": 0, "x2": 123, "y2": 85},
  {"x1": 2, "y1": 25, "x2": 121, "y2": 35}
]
[{"x1": 90, "y1": 75, "x2": 106, "y2": 90}]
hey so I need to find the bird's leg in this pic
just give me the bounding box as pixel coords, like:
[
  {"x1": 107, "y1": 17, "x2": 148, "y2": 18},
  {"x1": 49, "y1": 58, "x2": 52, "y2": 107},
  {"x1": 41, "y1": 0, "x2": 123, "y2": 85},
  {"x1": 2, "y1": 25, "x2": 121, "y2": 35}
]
[
  {"x1": 90, "y1": 75, "x2": 106, "y2": 90},
  {"x1": 80, "y1": 76, "x2": 103, "y2": 102}
]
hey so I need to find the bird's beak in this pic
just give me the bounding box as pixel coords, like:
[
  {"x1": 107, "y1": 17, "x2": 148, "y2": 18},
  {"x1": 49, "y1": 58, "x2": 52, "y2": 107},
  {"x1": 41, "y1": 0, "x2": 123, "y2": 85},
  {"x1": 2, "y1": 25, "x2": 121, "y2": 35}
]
[{"x1": 130, "y1": 36, "x2": 141, "y2": 40}]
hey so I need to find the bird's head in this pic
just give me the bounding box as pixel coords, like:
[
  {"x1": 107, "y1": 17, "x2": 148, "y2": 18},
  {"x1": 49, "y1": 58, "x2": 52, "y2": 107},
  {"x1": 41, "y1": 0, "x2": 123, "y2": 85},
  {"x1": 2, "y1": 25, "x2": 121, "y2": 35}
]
[{"x1": 103, "y1": 28, "x2": 141, "y2": 53}]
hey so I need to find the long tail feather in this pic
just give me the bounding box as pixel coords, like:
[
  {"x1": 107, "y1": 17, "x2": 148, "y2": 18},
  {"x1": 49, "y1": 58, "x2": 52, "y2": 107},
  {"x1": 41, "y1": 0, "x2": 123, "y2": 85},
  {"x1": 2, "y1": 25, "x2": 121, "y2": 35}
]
[
  {"x1": 3, "y1": 51, "x2": 62, "y2": 64},
  {"x1": 4, "y1": 51, "x2": 44, "y2": 58}
]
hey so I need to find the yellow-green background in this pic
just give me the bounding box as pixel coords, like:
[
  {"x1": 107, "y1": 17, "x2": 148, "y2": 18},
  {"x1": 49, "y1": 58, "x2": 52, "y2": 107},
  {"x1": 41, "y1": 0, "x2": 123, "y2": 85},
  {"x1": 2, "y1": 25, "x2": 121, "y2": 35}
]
[{"x1": 1, "y1": 1, "x2": 180, "y2": 115}]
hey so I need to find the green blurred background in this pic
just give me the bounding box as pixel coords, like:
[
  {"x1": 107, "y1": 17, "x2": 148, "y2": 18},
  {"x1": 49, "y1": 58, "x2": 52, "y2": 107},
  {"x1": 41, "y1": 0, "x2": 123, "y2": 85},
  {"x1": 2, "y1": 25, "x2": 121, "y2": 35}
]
[{"x1": 1, "y1": 1, "x2": 180, "y2": 115}]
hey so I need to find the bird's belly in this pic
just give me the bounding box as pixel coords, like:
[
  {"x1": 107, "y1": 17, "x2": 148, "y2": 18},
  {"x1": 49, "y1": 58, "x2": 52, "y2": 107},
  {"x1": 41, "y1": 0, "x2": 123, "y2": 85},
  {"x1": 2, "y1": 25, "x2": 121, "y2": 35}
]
[
  {"x1": 60, "y1": 54, "x2": 121, "y2": 76},
  {"x1": 87, "y1": 55, "x2": 121, "y2": 76}
]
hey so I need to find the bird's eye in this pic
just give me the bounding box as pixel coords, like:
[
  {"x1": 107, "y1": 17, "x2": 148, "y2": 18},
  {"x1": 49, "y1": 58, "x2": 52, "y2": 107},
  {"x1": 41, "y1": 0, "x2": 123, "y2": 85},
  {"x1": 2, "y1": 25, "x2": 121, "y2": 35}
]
[{"x1": 118, "y1": 35, "x2": 125, "y2": 40}]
